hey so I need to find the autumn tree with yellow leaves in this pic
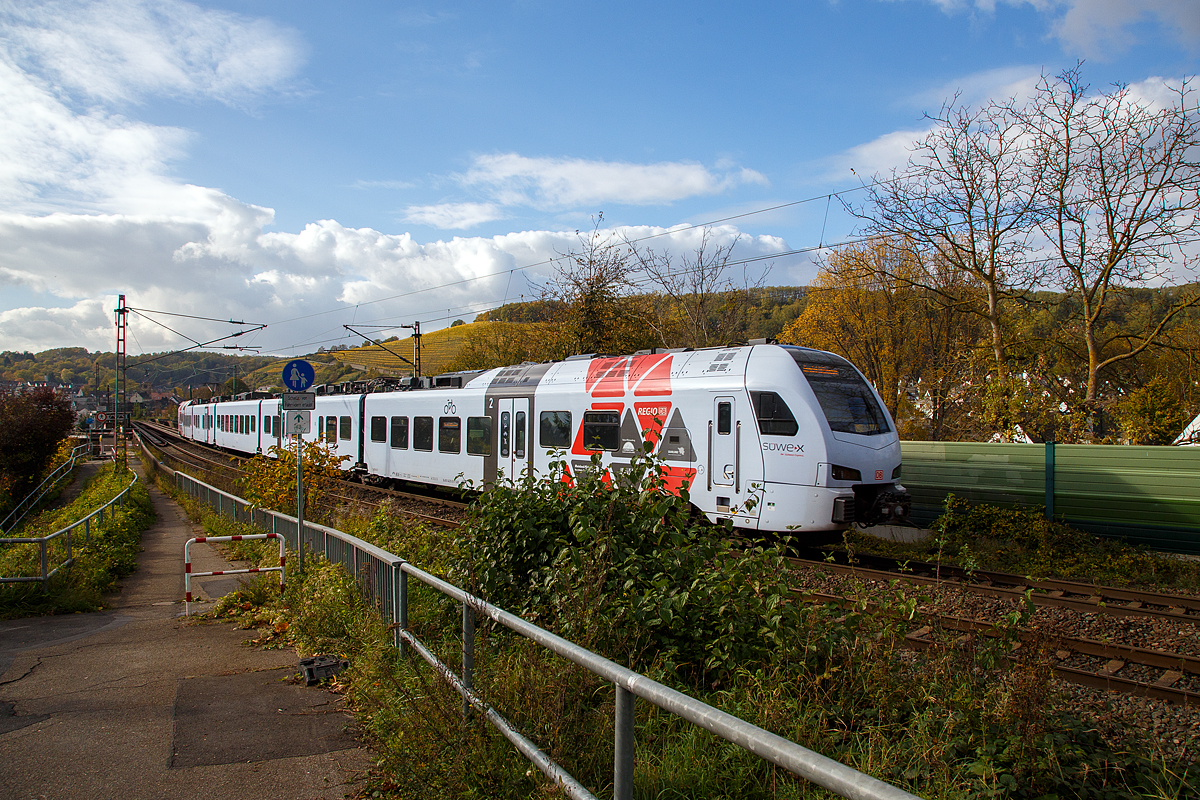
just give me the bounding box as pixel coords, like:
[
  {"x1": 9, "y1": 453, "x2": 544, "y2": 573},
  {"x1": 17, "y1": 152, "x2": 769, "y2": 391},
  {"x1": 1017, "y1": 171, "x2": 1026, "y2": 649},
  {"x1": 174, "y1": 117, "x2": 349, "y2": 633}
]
[{"x1": 238, "y1": 438, "x2": 349, "y2": 521}]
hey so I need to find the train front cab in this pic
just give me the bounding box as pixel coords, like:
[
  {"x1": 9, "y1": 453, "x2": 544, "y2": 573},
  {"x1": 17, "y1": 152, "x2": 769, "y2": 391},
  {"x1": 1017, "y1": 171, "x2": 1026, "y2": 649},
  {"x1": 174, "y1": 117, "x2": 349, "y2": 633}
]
[{"x1": 751, "y1": 346, "x2": 909, "y2": 535}]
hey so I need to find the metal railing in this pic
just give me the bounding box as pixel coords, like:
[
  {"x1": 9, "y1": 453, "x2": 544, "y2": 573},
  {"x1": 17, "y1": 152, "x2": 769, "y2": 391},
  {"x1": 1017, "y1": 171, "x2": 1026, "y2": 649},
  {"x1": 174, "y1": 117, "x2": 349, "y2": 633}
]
[
  {"x1": 0, "y1": 440, "x2": 92, "y2": 534},
  {"x1": 0, "y1": 466, "x2": 138, "y2": 588},
  {"x1": 168, "y1": 466, "x2": 920, "y2": 800}
]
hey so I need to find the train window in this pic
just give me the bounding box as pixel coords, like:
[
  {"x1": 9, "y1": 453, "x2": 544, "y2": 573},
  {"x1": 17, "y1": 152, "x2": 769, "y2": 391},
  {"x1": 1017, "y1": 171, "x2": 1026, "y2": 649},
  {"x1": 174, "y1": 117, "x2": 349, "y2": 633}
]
[
  {"x1": 390, "y1": 416, "x2": 409, "y2": 449},
  {"x1": 439, "y1": 417, "x2": 461, "y2": 453},
  {"x1": 236, "y1": 415, "x2": 242, "y2": 434},
  {"x1": 264, "y1": 416, "x2": 271, "y2": 436},
  {"x1": 317, "y1": 416, "x2": 323, "y2": 437},
  {"x1": 514, "y1": 411, "x2": 526, "y2": 458},
  {"x1": 785, "y1": 348, "x2": 889, "y2": 435},
  {"x1": 339, "y1": 416, "x2": 351, "y2": 440},
  {"x1": 500, "y1": 411, "x2": 510, "y2": 458},
  {"x1": 273, "y1": 416, "x2": 281, "y2": 437},
  {"x1": 582, "y1": 411, "x2": 620, "y2": 451},
  {"x1": 325, "y1": 416, "x2": 337, "y2": 442},
  {"x1": 540, "y1": 411, "x2": 571, "y2": 448},
  {"x1": 717, "y1": 402, "x2": 732, "y2": 435},
  {"x1": 370, "y1": 416, "x2": 387, "y2": 443},
  {"x1": 467, "y1": 416, "x2": 492, "y2": 456},
  {"x1": 250, "y1": 415, "x2": 255, "y2": 433},
  {"x1": 413, "y1": 417, "x2": 433, "y2": 451},
  {"x1": 752, "y1": 392, "x2": 800, "y2": 437}
]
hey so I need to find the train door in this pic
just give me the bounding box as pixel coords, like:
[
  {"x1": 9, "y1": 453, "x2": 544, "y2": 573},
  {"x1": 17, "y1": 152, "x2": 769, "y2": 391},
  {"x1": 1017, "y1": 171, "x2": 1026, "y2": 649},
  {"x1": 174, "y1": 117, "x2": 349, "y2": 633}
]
[
  {"x1": 711, "y1": 396, "x2": 740, "y2": 493},
  {"x1": 497, "y1": 397, "x2": 530, "y2": 481}
]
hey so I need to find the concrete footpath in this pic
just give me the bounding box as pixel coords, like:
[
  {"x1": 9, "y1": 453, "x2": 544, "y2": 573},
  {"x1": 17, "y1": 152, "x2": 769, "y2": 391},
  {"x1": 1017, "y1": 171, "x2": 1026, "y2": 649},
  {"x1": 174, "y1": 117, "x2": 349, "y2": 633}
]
[{"x1": 0, "y1": 459, "x2": 370, "y2": 800}]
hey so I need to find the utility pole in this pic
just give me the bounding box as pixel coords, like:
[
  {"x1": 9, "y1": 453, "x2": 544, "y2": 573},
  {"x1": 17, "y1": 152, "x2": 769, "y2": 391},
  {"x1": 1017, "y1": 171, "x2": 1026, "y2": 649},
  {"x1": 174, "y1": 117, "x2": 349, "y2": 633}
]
[{"x1": 114, "y1": 295, "x2": 128, "y2": 471}]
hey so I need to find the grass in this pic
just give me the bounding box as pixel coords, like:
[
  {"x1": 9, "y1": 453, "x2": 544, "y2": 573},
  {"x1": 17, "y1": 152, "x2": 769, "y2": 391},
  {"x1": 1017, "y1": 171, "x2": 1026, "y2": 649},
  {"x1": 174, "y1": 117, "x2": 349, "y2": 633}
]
[{"x1": 0, "y1": 463, "x2": 154, "y2": 617}]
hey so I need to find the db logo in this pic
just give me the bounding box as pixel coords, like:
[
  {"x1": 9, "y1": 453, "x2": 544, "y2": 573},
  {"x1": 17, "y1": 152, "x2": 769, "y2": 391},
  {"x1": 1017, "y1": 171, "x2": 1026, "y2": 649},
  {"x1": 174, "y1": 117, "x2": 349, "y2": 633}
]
[
  {"x1": 444, "y1": 400, "x2": 456, "y2": 415},
  {"x1": 875, "y1": 470, "x2": 884, "y2": 481}
]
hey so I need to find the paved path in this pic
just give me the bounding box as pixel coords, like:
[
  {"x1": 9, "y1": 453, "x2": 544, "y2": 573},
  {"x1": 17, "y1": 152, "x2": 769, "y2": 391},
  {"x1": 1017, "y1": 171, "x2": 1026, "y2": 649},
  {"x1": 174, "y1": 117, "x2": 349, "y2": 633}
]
[{"x1": 0, "y1": 460, "x2": 370, "y2": 800}]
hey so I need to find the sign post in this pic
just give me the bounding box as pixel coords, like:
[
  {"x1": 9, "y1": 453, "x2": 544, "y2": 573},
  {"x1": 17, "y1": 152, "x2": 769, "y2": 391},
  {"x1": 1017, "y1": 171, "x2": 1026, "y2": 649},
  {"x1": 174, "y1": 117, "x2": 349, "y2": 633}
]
[
  {"x1": 296, "y1": 426, "x2": 304, "y2": 572},
  {"x1": 282, "y1": 360, "x2": 315, "y2": 571}
]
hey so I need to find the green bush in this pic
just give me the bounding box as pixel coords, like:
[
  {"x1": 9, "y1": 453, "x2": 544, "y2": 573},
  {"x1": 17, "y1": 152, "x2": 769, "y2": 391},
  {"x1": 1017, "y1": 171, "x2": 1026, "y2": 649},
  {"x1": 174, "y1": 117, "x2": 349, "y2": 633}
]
[{"x1": 463, "y1": 451, "x2": 799, "y2": 685}]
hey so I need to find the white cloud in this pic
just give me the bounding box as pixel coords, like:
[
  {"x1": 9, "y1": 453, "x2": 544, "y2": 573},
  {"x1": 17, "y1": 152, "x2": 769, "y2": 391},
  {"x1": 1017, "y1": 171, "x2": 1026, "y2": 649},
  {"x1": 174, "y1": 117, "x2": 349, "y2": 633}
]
[
  {"x1": 898, "y1": 0, "x2": 1200, "y2": 58},
  {"x1": 400, "y1": 153, "x2": 771, "y2": 230},
  {"x1": 0, "y1": 0, "x2": 304, "y2": 219},
  {"x1": 0, "y1": 0, "x2": 304, "y2": 106},
  {"x1": 0, "y1": 203, "x2": 792, "y2": 353},
  {"x1": 1054, "y1": 0, "x2": 1200, "y2": 56},
  {"x1": 403, "y1": 202, "x2": 505, "y2": 229},
  {"x1": 460, "y1": 153, "x2": 769, "y2": 209},
  {"x1": 906, "y1": 66, "x2": 1043, "y2": 110},
  {"x1": 817, "y1": 128, "x2": 932, "y2": 184}
]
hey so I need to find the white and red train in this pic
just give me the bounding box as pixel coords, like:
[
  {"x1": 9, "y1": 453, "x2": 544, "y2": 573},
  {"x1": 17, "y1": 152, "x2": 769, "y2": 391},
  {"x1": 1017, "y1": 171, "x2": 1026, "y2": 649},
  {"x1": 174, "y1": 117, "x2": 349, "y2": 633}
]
[{"x1": 177, "y1": 343, "x2": 909, "y2": 535}]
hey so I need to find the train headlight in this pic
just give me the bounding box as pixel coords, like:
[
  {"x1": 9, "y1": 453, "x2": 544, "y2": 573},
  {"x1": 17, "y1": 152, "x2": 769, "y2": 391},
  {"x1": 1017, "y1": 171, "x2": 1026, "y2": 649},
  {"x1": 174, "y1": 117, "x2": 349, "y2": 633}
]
[
  {"x1": 892, "y1": 464, "x2": 902, "y2": 479},
  {"x1": 831, "y1": 465, "x2": 861, "y2": 482}
]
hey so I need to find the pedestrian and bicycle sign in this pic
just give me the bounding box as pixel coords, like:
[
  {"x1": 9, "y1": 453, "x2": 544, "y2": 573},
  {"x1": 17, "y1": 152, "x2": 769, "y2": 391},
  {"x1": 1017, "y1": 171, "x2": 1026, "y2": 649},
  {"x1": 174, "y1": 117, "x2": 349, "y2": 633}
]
[
  {"x1": 282, "y1": 359, "x2": 315, "y2": 391},
  {"x1": 285, "y1": 411, "x2": 311, "y2": 435}
]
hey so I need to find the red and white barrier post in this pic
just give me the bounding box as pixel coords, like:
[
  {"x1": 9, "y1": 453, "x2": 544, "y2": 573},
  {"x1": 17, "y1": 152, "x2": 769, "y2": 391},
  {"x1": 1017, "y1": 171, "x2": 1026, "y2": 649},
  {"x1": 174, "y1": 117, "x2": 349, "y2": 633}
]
[{"x1": 184, "y1": 533, "x2": 286, "y2": 615}]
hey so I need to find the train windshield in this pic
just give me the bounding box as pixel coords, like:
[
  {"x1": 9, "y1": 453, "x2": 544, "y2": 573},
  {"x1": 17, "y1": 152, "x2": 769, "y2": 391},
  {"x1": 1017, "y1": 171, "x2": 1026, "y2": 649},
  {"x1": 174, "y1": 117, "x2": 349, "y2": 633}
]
[{"x1": 785, "y1": 348, "x2": 890, "y2": 436}]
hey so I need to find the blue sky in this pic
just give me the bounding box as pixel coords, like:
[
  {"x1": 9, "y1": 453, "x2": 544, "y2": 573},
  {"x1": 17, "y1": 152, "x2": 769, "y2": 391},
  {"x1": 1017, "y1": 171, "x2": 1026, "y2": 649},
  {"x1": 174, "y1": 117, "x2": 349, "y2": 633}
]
[{"x1": 0, "y1": 0, "x2": 1197, "y2": 357}]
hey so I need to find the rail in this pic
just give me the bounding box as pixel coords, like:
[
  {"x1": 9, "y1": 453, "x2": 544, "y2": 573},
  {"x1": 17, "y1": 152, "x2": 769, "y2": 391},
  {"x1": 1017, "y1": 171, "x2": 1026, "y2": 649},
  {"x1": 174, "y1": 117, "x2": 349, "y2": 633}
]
[
  {"x1": 0, "y1": 441, "x2": 92, "y2": 534},
  {"x1": 0, "y1": 465, "x2": 138, "y2": 589},
  {"x1": 165, "y1": 465, "x2": 919, "y2": 800}
]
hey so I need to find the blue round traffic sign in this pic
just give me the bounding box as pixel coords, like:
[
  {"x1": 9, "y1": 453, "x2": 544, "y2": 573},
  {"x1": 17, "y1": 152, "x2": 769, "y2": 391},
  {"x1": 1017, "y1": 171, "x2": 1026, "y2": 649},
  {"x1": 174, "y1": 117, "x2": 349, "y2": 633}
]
[{"x1": 282, "y1": 359, "x2": 315, "y2": 391}]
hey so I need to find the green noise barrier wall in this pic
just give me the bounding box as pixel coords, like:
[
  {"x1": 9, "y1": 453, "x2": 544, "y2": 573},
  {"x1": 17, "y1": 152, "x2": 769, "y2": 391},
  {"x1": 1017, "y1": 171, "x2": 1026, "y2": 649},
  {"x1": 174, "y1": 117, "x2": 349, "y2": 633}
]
[{"x1": 899, "y1": 442, "x2": 1200, "y2": 556}]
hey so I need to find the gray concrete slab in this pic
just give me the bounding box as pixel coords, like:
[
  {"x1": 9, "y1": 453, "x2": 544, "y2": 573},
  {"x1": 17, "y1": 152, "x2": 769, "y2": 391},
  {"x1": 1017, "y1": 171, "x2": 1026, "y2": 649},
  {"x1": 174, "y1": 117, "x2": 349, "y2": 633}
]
[
  {"x1": 171, "y1": 669, "x2": 358, "y2": 768},
  {"x1": 0, "y1": 458, "x2": 370, "y2": 800}
]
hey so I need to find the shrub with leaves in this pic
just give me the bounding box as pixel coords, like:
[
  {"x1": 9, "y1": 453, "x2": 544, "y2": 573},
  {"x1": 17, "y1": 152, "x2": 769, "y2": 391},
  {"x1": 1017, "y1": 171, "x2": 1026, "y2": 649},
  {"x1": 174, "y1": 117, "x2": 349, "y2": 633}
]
[
  {"x1": 237, "y1": 438, "x2": 349, "y2": 519},
  {"x1": 0, "y1": 387, "x2": 75, "y2": 514},
  {"x1": 463, "y1": 450, "x2": 799, "y2": 685}
]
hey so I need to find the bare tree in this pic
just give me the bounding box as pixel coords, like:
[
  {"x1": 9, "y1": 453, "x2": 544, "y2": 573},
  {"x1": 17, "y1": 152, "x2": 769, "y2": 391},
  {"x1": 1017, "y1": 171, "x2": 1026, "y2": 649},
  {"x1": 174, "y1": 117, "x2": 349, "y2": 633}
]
[
  {"x1": 541, "y1": 216, "x2": 654, "y2": 356},
  {"x1": 863, "y1": 97, "x2": 1046, "y2": 380},
  {"x1": 626, "y1": 228, "x2": 768, "y2": 349},
  {"x1": 1014, "y1": 67, "x2": 1200, "y2": 411}
]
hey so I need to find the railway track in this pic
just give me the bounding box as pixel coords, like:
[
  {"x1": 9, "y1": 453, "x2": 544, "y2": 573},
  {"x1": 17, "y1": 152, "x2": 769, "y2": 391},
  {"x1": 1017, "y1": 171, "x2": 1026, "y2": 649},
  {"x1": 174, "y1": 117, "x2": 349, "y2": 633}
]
[
  {"x1": 790, "y1": 553, "x2": 1200, "y2": 627},
  {"x1": 800, "y1": 589, "x2": 1200, "y2": 707}
]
